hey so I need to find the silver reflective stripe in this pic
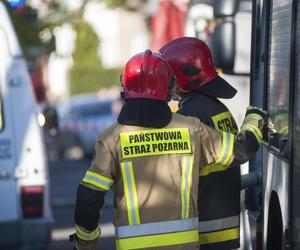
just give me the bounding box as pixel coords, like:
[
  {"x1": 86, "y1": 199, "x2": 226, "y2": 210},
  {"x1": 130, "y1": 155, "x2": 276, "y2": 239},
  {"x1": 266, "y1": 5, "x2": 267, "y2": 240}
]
[
  {"x1": 183, "y1": 156, "x2": 191, "y2": 219},
  {"x1": 84, "y1": 173, "x2": 111, "y2": 189},
  {"x1": 217, "y1": 133, "x2": 231, "y2": 164},
  {"x1": 76, "y1": 225, "x2": 101, "y2": 240},
  {"x1": 198, "y1": 215, "x2": 240, "y2": 233},
  {"x1": 124, "y1": 162, "x2": 138, "y2": 225},
  {"x1": 116, "y1": 217, "x2": 198, "y2": 239}
]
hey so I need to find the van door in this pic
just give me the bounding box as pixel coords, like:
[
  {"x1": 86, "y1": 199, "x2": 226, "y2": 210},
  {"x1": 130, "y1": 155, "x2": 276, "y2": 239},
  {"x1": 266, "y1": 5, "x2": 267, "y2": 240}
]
[{"x1": 0, "y1": 20, "x2": 18, "y2": 222}]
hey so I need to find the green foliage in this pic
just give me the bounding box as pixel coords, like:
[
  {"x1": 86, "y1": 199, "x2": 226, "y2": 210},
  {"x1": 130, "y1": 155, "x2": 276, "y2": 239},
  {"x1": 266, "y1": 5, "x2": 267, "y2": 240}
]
[
  {"x1": 69, "y1": 21, "x2": 121, "y2": 96},
  {"x1": 72, "y1": 22, "x2": 101, "y2": 66},
  {"x1": 7, "y1": 6, "x2": 41, "y2": 59},
  {"x1": 69, "y1": 68, "x2": 121, "y2": 95},
  {"x1": 105, "y1": 0, "x2": 127, "y2": 8},
  {"x1": 6, "y1": 0, "x2": 127, "y2": 60}
]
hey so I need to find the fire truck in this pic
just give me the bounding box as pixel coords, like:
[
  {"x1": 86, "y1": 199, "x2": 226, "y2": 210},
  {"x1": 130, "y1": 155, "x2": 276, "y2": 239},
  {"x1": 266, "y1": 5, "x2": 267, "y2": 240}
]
[{"x1": 204, "y1": 0, "x2": 300, "y2": 249}]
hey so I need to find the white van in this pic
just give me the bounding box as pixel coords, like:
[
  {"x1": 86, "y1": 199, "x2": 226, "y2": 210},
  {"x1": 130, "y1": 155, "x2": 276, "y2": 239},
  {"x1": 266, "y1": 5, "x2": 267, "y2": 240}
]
[{"x1": 0, "y1": 2, "x2": 52, "y2": 250}]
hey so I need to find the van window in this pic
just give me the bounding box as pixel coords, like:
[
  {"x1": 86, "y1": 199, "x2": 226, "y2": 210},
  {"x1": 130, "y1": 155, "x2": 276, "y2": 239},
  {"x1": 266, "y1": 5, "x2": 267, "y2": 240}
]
[{"x1": 266, "y1": 0, "x2": 292, "y2": 155}]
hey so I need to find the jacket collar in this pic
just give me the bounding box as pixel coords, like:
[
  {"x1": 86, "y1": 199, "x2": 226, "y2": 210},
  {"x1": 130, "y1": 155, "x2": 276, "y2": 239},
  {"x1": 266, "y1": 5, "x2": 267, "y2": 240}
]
[{"x1": 118, "y1": 99, "x2": 172, "y2": 128}]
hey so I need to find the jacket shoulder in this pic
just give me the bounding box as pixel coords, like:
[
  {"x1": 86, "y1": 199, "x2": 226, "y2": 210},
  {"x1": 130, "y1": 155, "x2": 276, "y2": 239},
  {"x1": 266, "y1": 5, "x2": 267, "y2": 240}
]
[
  {"x1": 97, "y1": 123, "x2": 120, "y2": 143},
  {"x1": 171, "y1": 113, "x2": 201, "y2": 128}
]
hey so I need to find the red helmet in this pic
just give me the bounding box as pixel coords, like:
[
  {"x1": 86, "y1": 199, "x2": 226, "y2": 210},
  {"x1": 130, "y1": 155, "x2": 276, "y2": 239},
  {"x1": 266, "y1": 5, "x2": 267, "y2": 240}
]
[
  {"x1": 121, "y1": 50, "x2": 173, "y2": 101},
  {"x1": 159, "y1": 37, "x2": 218, "y2": 93}
]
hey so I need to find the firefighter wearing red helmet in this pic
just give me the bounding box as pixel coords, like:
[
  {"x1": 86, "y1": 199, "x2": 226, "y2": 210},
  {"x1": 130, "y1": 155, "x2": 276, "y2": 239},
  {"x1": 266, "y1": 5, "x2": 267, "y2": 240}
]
[
  {"x1": 72, "y1": 49, "x2": 265, "y2": 250},
  {"x1": 160, "y1": 37, "x2": 242, "y2": 249}
]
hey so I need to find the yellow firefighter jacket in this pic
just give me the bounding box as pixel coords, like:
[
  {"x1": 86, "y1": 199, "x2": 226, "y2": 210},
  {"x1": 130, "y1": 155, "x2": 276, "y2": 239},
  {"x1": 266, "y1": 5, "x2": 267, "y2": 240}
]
[{"x1": 75, "y1": 112, "x2": 239, "y2": 250}]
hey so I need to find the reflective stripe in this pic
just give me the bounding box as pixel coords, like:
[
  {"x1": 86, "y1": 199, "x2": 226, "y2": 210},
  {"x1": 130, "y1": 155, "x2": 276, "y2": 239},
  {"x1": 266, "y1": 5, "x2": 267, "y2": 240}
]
[
  {"x1": 199, "y1": 227, "x2": 239, "y2": 244},
  {"x1": 273, "y1": 113, "x2": 288, "y2": 124},
  {"x1": 216, "y1": 132, "x2": 235, "y2": 165},
  {"x1": 199, "y1": 133, "x2": 235, "y2": 177},
  {"x1": 121, "y1": 162, "x2": 140, "y2": 225},
  {"x1": 116, "y1": 229, "x2": 198, "y2": 250},
  {"x1": 211, "y1": 111, "x2": 238, "y2": 134},
  {"x1": 76, "y1": 224, "x2": 101, "y2": 241},
  {"x1": 279, "y1": 126, "x2": 289, "y2": 135},
  {"x1": 198, "y1": 215, "x2": 240, "y2": 233},
  {"x1": 241, "y1": 124, "x2": 262, "y2": 144},
  {"x1": 82, "y1": 171, "x2": 113, "y2": 191},
  {"x1": 245, "y1": 113, "x2": 263, "y2": 122},
  {"x1": 181, "y1": 156, "x2": 194, "y2": 219},
  {"x1": 116, "y1": 217, "x2": 198, "y2": 238},
  {"x1": 199, "y1": 163, "x2": 228, "y2": 176}
]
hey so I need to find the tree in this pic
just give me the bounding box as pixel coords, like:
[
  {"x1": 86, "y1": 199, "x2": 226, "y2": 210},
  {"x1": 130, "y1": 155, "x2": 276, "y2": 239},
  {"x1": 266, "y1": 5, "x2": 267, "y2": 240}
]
[
  {"x1": 105, "y1": 0, "x2": 127, "y2": 8},
  {"x1": 40, "y1": 0, "x2": 127, "y2": 24},
  {"x1": 69, "y1": 21, "x2": 121, "y2": 95},
  {"x1": 7, "y1": 5, "x2": 54, "y2": 60},
  {"x1": 7, "y1": 0, "x2": 124, "y2": 95}
]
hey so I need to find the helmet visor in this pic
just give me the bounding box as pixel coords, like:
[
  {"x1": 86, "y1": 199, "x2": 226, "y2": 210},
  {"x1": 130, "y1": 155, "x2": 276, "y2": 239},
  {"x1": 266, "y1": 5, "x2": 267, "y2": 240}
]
[{"x1": 197, "y1": 76, "x2": 237, "y2": 99}]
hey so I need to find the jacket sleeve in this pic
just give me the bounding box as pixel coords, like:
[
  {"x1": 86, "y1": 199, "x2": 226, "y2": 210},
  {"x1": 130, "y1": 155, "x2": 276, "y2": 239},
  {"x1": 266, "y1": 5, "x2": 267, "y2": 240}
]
[
  {"x1": 74, "y1": 138, "x2": 116, "y2": 250},
  {"x1": 198, "y1": 106, "x2": 265, "y2": 172},
  {"x1": 232, "y1": 106, "x2": 266, "y2": 165},
  {"x1": 198, "y1": 123, "x2": 236, "y2": 171}
]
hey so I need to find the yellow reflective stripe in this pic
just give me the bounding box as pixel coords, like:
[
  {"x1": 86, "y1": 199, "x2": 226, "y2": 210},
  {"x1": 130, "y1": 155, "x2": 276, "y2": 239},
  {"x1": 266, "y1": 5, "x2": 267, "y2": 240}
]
[
  {"x1": 181, "y1": 156, "x2": 194, "y2": 219},
  {"x1": 273, "y1": 113, "x2": 288, "y2": 124},
  {"x1": 216, "y1": 132, "x2": 227, "y2": 164},
  {"x1": 216, "y1": 132, "x2": 235, "y2": 165},
  {"x1": 128, "y1": 162, "x2": 140, "y2": 225},
  {"x1": 82, "y1": 171, "x2": 113, "y2": 191},
  {"x1": 181, "y1": 157, "x2": 186, "y2": 219},
  {"x1": 245, "y1": 113, "x2": 262, "y2": 121},
  {"x1": 121, "y1": 163, "x2": 132, "y2": 224},
  {"x1": 116, "y1": 229, "x2": 198, "y2": 250},
  {"x1": 76, "y1": 225, "x2": 101, "y2": 241},
  {"x1": 241, "y1": 124, "x2": 262, "y2": 143},
  {"x1": 211, "y1": 111, "x2": 238, "y2": 134},
  {"x1": 121, "y1": 162, "x2": 140, "y2": 225},
  {"x1": 224, "y1": 133, "x2": 234, "y2": 165},
  {"x1": 199, "y1": 132, "x2": 235, "y2": 177},
  {"x1": 199, "y1": 163, "x2": 228, "y2": 176},
  {"x1": 186, "y1": 156, "x2": 194, "y2": 219},
  {"x1": 199, "y1": 227, "x2": 239, "y2": 244},
  {"x1": 120, "y1": 128, "x2": 191, "y2": 159},
  {"x1": 279, "y1": 126, "x2": 289, "y2": 135},
  {"x1": 86, "y1": 171, "x2": 113, "y2": 184}
]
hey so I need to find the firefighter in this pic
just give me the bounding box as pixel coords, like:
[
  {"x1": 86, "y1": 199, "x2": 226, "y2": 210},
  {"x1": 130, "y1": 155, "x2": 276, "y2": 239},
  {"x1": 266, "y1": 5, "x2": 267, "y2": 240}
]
[
  {"x1": 72, "y1": 50, "x2": 265, "y2": 250},
  {"x1": 160, "y1": 37, "x2": 242, "y2": 249}
]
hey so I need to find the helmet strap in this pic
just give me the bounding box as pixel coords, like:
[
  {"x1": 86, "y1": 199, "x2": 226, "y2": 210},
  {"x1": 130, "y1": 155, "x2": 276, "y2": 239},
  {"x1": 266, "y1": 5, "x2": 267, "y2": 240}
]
[
  {"x1": 166, "y1": 76, "x2": 176, "y2": 102},
  {"x1": 120, "y1": 74, "x2": 125, "y2": 99}
]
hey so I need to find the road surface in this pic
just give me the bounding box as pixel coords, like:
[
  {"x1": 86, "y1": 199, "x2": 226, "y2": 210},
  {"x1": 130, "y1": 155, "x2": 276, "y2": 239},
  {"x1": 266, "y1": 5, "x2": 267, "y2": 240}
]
[{"x1": 48, "y1": 159, "x2": 115, "y2": 250}]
